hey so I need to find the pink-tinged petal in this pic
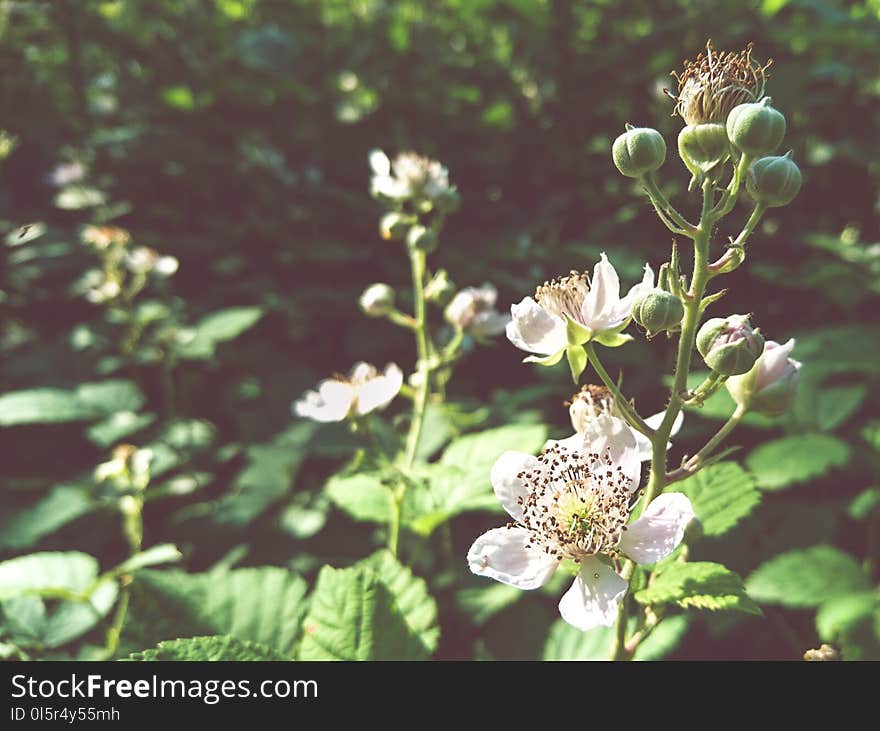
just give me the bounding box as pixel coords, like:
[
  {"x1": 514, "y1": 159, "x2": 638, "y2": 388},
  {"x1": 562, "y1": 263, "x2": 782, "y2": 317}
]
[
  {"x1": 635, "y1": 410, "x2": 684, "y2": 461},
  {"x1": 356, "y1": 363, "x2": 403, "y2": 415},
  {"x1": 467, "y1": 527, "x2": 558, "y2": 590},
  {"x1": 558, "y1": 558, "x2": 628, "y2": 631},
  {"x1": 582, "y1": 414, "x2": 642, "y2": 492},
  {"x1": 606, "y1": 263, "x2": 655, "y2": 327},
  {"x1": 506, "y1": 297, "x2": 567, "y2": 355},
  {"x1": 490, "y1": 451, "x2": 539, "y2": 521},
  {"x1": 754, "y1": 338, "x2": 796, "y2": 391},
  {"x1": 581, "y1": 253, "x2": 621, "y2": 326},
  {"x1": 619, "y1": 492, "x2": 695, "y2": 564}
]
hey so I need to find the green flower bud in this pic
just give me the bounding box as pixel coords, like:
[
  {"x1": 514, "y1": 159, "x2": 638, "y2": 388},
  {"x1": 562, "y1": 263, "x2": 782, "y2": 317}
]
[
  {"x1": 424, "y1": 269, "x2": 456, "y2": 306},
  {"x1": 379, "y1": 212, "x2": 411, "y2": 241},
  {"x1": 746, "y1": 152, "x2": 802, "y2": 207},
  {"x1": 612, "y1": 126, "x2": 667, "y2": 178},
  {"x1": 407, "y1": 224, "x2": 438, "y2": 253},
  {"x1": 632, "y1": 289, "x2": 684, "y2": 337},
  {"x1": 359, "y1": 283, "x2": 395, "y2": 317},
  {"x1": 726, "y1": 98, "x2": 786, "y2": 157},
  {"x1": 697, "y1": 315, "x2": 765, "y2": 376},
  {"x1": 677, "y1": 123, "x2": 730, "y2": 178}
]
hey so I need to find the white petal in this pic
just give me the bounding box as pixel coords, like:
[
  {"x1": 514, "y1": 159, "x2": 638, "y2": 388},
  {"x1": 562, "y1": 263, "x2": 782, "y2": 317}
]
[
  {"x1": 634, "y1": 409, "x2": 684, "y2": 461},
  {"x1": 467, "y1": 527, "x2": 557, "y2": 590},
  {"x1": 356, "y1": 363, "x2": 403, "y2": 414},
  {"x1": 633, "y1": 429, "x2": 653, "y2": 462},
  {"x1": 754, "y1": 338, "x2": 796, "y2": 391},
  {"x1": 369, "y1": 148, "x2": 391, "y2": 176},
  {"x1": 607, "y1": 262, "x2": 655, "y2": 327},
  {"x1": 506, "y1": 297, "x2": 567, "y2": 355},
  {"x1": 619, "y1": 492, "x2": 695, "y2": 564},
  {"x1": 581, "y1": 253, "x2": 621, "y2": 326},
  {"x1": 558, "y1": 558, "x2": 628, "y2": 631},
  {"x1": 582, "y1": 414, "x2": 642, "y2": 492},
  {"x1": 293, "y1": 381, "x2": 353, "y2": 422},
  {"x1": 545, "y1": 432, "x2": 584, "y2": 455},
  {"x1": 490, "y1": 451, "x2": 538, "y2": 520}
]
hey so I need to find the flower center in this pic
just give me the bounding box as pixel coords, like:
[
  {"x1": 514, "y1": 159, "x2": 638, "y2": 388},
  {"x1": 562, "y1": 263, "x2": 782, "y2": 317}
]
[
  {"x1": 668, "y1": 41, "x2": 771, "y2": 125},
  {"x1": 535, "y1": 271, "x2": 590, "y2": 325},
  {"x1": 515, "y1": 444, "x2": 632, "y2": 562}
]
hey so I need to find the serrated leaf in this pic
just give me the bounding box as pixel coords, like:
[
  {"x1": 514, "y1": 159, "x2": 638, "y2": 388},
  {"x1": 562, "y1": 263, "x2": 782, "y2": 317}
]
[
  {"x1": 299, "y1": 565, "x2": 431, "y2": 660},
  {"x1": 669, "y1": 462, "x2": 760, "y2": 537},
  {"x1": 746, "y1": 546, "x2": 869, "y2": 608},
  {"x1": 325, "y1": 471, "x2": 394, "y2": 524},
  {"x1": 126, "y1": 635, "x2": 284, "y2": 661},
  {"x1": 0, "y1": 380, "x2": 144, "y2": 426},
  {"x1": 635, "y1": 562, "x2": 761, "y2": 615},
  {"x1": 359, "y1": 551, "x2": 439, "y2": 653},
  {"x1": 816, "y1": 593, "x2": 878, "y2": 642},
  {"x1": 0, "y1": 485, "x2": 96, "y2": 550},
  {"x1": 122, "y1": 566, "x2": 308, "y2": 658},
  {"x1": 746, "y1": 434, "x2": 850, "y2": 491}
]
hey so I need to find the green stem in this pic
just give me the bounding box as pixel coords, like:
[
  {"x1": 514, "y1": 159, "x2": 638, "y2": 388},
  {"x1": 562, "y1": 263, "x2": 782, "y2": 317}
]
[
  {"x1": 104, "y1": 496, "x2": 143, "y2": 659},
  {"x1": 609, "y1": 178, "x2": 716, "y2": 661},
  {"x1": 710, "y1": 154, "x2": 751, "y2": 220},
  {"x1": 585, "y1": 343, "x2": 652, "y2": 437},
  {"x1": 641, "y1": 174, "x2": 699, "y2": 237},
  {"x1": 683, "y1": 371, "x2": 728, "y2": 406},
  {"x1": 666, "y1": 404, "x2": 746, "y2": 484}
]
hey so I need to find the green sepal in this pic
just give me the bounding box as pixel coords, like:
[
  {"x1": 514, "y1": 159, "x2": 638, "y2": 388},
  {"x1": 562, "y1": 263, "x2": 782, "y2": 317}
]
[
  {"x1": 593, "y1": 329, "x2": 633, "y2": 348},
  {"x1": 566, "y1": 345, "x2": 588, "y2": 383},
  {"x1": 565, "y1": 316, "x2": 593, "y2": 346},
  {"x1": 523, "y1": 349, "x2": 566, "y2": 367}
]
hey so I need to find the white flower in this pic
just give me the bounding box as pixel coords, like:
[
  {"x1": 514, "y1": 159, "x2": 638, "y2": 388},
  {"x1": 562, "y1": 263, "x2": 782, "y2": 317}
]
[
  {"x1": 293, "y1": 362, "x2": 403, "y2": 423},
  {"x1": 124, "y1": 246, "x2": 178, "y2": 277},
  {"x1": 552, "y1": 385, "x2": 683, "y2": 462},
  {"x1": 506, "y1": 253, "x2": 654, "y2": 357},
  {"x1": 444, "y1": 283, "x2": 510, "y2": 338},
  {"x1": 369, "y1": 149, "x2": 450, "y2": 202},
  {"x1": 727, "y1": 338, "x2": 802, "y2": 416},
  {"x1": 467, "y1": 414, "x2": 694, "y2": 632}
]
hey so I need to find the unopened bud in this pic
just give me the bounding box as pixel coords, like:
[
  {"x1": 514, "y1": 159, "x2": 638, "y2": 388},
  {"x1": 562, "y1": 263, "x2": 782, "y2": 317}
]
[
  {"x1": 379, "y1": 211, "x2": 411, "y2": 241},
  {"x1": 612, "y1": 126, "x2": 667, "y2": 178},
  {"x1": 359, "y1": 283, "x2": 395, "y2": 317},
  {"x1": 727, "y1": 338, "x2": 801, "y2": 416},
  {"x1": 726, "y1": 98, "x2": 786, "y2": 157},
  {"x1": 678, "y1": 124, "x2": 730, "y2": 179},
  {"x1": 407, "y1": 224, "x2": 438, "y2": 253},
  {"x1": 632, "y1": 289, "x2": 684, "y2": 337},
  {"x1": 746, "y1": 152, "x2": 802, "y2": 207},
  {"x1": 697, "y1": 315, "x2": 764, "y2": 376}
]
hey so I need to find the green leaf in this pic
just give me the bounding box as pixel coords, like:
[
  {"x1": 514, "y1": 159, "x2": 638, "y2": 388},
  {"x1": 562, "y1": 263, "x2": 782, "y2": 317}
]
[
  {"x1": 126, "y1": 635, "x2": 284, "y2": 661},
  {"x1": 566, "y1": 344, "x2": 588, "y2": 382},
  {"x1": 415, "y1": 403, "x2": 452, "y2": 460},
  {"x1": 746, "y1": 434, "x2": 850, "y2": 491},
  {"x1": 543, "y1": 621, "x2": 612, "y2": 660},
  {"x1": 123, "y1": 566, "x2": 308, "y2": 658},
  {"x1": 325, "y1": 471, "x2": 394, "y2": 524},
  {"x1": 441, "y1": 423, "x2": 548, "y2": 478},
  {"x1": 746, "y1": 546, "x2": 870, "y2": 608},
  {"x1": 86, "y1": 411, "x2": 156, "y2": 448},
  {"x1": 457, "y1": 583, "x2": 522, "y2": 626},
  {"x1": 43, "y1": 579, "x2": 118, "y2": 648},
  {"x1": 849, "y1": 488, "x2": 880, "y2": 520},
  {"x1": 523, "y1": 349, "x2": 565, "y2": 366},
  {"x1": 0, "y1": 485, "x2": 96, "y2": 550},
  {"x1": 175, "y1": 307, "x2": 264, "y2": 360},
  {"x1": 112, "y1": 544, "x2": 182, "y2": 575},
  {"x1": 358, "y1": 551, "x2": 439, "y2": 653},
  {"x1": 669, "y1": 462, "x2": 760, "y2": 537},
  {"x1": 816, "y1": 593, "x2": 878, "y2": 642},
  {"x1": 565, "y1": 316, "x2": 592, "y2": 346},
  {"x1": 635, "y1": 562, "x2": 761, "y2": 615},
  {"x1": 632, "y1": 615, "x2": 691, "y2": 660},
  {"x1": 811, "y1": 384, "x2": 867, "y2": 431},
  {"x1": 0, "y1": 552, "x2": 99, "y2": 600},
  {"x1": 0, "y1": 380, "x2": 144, "y2": 426},
  {"x1": 299, "y1": 564, "x2": 433, "y2": 660}
]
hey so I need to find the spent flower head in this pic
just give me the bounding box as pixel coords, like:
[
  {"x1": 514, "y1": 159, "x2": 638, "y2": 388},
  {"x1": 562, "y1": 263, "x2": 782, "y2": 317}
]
[
  {"x1": 669, "y1": 41, "x2": 771, "y2": 126},
  {"x1": 370, "y1": 149, "x2": 452, "y2": 205},
  {"x1": 444, "y1": 283, "x2": 509, "y2": 338}
]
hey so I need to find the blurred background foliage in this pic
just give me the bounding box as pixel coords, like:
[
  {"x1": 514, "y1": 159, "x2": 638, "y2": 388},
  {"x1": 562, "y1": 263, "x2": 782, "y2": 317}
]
[{"x1": 0, "y1": 0, "x2": 878, "y2": 660}]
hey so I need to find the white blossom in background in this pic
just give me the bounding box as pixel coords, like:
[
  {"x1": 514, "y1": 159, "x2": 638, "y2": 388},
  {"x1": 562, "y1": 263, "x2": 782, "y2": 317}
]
[
  {"x1": 81, "y1": 225, "x2": 130, "y2": 250},
  {"x1": 552, "y1": 384, "x2": 684, "y2": 462},
  {"x1": 369, "y1": 149, "x2": 450, "y2": 203},
  {"x1": 506, "y1": 253, "x2": 654, "y2": 357},
  {"x1": 294, "y1": 362, "x2": 403, "y2": 423},
  {"x1": 48, "y1": 161, "x2": 86, "y2": 187},
  {"x1": 124, "y1": 246, "x2": 179, "y2": 278},
  {"x1": 467, "y1": 414, "x2": 694, "y2": 632},
  {"x1": 444, "y1": 283, "x2": 509, "y2": 338}
]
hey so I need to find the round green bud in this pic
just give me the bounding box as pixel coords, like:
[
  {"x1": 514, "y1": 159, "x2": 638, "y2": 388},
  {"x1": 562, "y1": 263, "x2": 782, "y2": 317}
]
[
  {"x1": 407, "y1": 224, "x2": 438, "y2": 253},
  {"x1": 726, "y1": 98, "x2": 786, "y2": 157},
  {"x1": 612, "y1": 126, "x2": 667, "y2": 178},
  {"x1": 697, "y1": 314, "x2": 765, "y2": 376},
  {"x1": 746, "y1": 152, "x2": 802, "y2": 207},
  {"x1": 359, "y1": 283, "x2": 395, "y2": 317},
  {"x1": 379, "y1": 211, "x2": 411, "y2": 241},
  {"x1": 632, "y1": 289, "x2": 684, "y2": 337},
  {"x1": 677, "y1": 123, "x2": 730, "y2": 178}
]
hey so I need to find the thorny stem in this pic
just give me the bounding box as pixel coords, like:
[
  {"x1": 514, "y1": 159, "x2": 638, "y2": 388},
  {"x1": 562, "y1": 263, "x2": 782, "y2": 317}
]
[
  {"x1": 609, "y1": 178, "x2": 716, "y2": 660},
  {"x1": 585, "y1": 343, "x2": 652, "y2": 437},
  {"x1": 390, "y1": 248, "x2": 431, "y2": 557}
]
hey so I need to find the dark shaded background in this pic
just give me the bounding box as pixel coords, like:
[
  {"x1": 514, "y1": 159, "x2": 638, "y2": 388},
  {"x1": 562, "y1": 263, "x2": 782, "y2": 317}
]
[{"x1": 1, "y1": 0, "x2": 878, "y2": 659}]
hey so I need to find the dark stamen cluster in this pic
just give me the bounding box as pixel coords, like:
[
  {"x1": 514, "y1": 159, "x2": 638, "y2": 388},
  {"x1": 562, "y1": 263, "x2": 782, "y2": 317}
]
[{"x1": 510, "y1": 443, "x2": 631, "y2": 563}]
